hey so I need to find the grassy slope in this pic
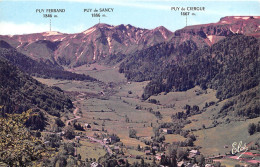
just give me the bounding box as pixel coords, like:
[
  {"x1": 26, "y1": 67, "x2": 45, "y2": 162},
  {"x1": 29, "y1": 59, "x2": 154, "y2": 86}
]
[
  {"x1": 193, "y1": 117, "x2": 260, "y2": 156},
  {"x1": 76, "y1": 140, "x2": 107, "y2": 160},
  {"x1": 35, "y1": 64, "x2": 260, "y2": 163},
  {"x1": 65, "y1": 63, "x2": 126, "y2": 83}
]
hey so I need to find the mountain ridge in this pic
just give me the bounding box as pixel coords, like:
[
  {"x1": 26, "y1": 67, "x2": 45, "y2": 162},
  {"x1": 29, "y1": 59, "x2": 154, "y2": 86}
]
[
  {"x1": 0, "y1": 23, "x2": 173, "y2": 67},
  {"x1": 173, "y1": 16, "x2": 260, "y2": 45},
  {"x1": 0, "y1": 40, "x2": 97, "y2": 81},
  {"x1": 0, "y1": 16, "x2": 259, "y2": 67}
]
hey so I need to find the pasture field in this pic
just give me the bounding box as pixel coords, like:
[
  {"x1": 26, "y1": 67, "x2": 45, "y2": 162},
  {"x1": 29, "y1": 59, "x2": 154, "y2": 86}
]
[
  {"x1": 35, "y1": 64, "x2": 260, "y2": 164},
  {"x1": 76, "y1": 140, "x2": 107, "y2": 160},
  {"x1": 66, "y1": 64, "x2": 126, "y2": 83},
  {"x1": 164, "y1": 134, "x2": 186, "y2": 143},
  {"x1": 193, "y1": 117, "x2": 260, "y2": 156},
  {"x1": 213, "y1": 159, "x2": 248, "y2": 167}
]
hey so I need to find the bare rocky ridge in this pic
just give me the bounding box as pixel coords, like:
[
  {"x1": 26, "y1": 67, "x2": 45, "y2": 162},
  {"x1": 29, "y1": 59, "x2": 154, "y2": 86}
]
[
  {"x1": 172, "y1": 16, "x2": 260, "y2": 46},
  {"x1": 0, "y1": 16, "x2": 259, "y2": 67}
]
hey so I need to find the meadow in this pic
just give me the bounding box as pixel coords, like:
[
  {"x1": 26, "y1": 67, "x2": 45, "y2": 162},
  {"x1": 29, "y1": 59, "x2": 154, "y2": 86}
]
[{"x1": 35, "y1": 64, "x2": 260, "y2": 164}]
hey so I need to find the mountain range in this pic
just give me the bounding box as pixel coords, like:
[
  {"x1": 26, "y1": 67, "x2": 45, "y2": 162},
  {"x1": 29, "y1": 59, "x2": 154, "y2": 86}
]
[
  {"x1": 0, "y1": 16, "x2": 259, "y2": 67},
  {"x1": 0, "y1": 15, "x2": 259, "y2": 167},
  {"x1": 0, "y1": 16, "x2": 259, "y2": 119}
]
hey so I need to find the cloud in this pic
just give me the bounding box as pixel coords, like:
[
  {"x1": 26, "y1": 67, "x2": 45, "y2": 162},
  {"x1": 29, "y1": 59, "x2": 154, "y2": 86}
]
[
  {"x1": 0, "y1": 21, "x2": 50, "y2": 35},
  {"x1": 9, "y1": 0, "x2": 257, "y2": 2},
  {"x1": 0, "y1": 21, "x2": 92, "y2": 35},
  {"x1": 4, "y1": 0, "x2": 170, "y2": 10},
  {"x1": 67, "y1": 0, "x2": 170, "y2": 10},
  {"x1": 3, "y1": 0, "x2": 258, "y2": 12},
  {"x1": 61, "y1": 24, "x2": 88, "y2": 34}
]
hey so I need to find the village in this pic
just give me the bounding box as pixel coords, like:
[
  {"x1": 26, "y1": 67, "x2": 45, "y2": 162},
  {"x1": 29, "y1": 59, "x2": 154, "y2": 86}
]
[
  {"x1": 45, "y1": 118, "x2": 259, "y2": 167},
  {"x1": 35, "y1": 75, "x2": 260, "y2": 167}
]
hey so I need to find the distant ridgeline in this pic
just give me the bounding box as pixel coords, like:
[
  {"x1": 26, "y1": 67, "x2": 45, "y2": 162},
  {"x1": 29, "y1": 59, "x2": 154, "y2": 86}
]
[
  {"x1": 120, "y1": 34, "x2": 260, "y2": 118},
  {"x1": 0, "y1": 40, "x2": 96, "y2": 81}
]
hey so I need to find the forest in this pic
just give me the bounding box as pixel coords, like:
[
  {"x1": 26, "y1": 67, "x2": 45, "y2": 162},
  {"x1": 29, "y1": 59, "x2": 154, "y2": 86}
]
[
  {"x1": 0, "y1": 57, "x2": 74, "y2": 118},
  {"x1": 120, "y1": 34, "x2": 260, "y2": 118}
]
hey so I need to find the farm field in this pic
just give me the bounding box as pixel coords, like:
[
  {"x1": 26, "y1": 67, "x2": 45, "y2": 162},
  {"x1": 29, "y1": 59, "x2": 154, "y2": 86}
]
[
  {"x1": 35, "y1": 64, "x2": 260, "y2": 165},
  {"x1": 76, "y1": 140, "x2": 107, "y2": 160},
  {"x1": 213, "y1": 159, "x2": 248, "y2": 167},
  {"x1": 193, "y1": 117, "x2": 260, "y2": 156}
]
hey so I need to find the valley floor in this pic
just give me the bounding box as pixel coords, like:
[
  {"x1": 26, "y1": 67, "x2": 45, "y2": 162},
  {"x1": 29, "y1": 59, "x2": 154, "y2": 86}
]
[{"x1": 35, "y1": 63, "x2": 260, "y2": 166}]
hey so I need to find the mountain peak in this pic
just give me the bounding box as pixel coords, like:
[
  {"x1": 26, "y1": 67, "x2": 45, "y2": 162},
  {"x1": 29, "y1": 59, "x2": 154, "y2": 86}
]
[
  {"x1": 82, "y1": 23, "x2": 114, "y2": 35},
  {"x1": 154, "y1": 26, "x2": 171, "y2": 33},
  {"x1": 93, "y1": 23, "x2": 114, "y2": 29},
  {"x1": 114, "y1": 24, "x2": 147, "y2": 31},
  {"x1": 42, "y1": 31, "x2": 63, "y2": 36},
  {"x1": 219, "y1": 16, "x2": 259, "y2": 24},
  {"x1": 155, "y1": 26, "x2": 167, "y2": 30}
]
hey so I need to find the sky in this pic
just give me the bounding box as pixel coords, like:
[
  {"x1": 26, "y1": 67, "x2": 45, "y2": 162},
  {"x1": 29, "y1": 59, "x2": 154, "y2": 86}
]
[{"x1": 0, "y1": 0, "x2": 259, "y2": 35}]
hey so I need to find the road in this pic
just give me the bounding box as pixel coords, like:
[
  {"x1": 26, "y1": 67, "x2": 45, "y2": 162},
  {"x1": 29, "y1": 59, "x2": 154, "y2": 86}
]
[
  {"x1": 66, "y1": 92, "x2": 113, "y2": 155},
  {"x1": 65, "y1": 107, "x2": 80, "y2": 126},
  {"x1": 65, "y1": 92, "x2": 86, "y2": 126},
  {"x1": 85, "y1": 136, "x2": 113, "y2": 155}
]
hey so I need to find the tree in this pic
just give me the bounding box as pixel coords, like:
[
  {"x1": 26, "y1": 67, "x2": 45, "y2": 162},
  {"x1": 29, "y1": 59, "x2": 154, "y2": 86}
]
[
  {"x1": 55, "y1": 118, "x2": 65, "y2": 127},
  {"x1": 54, "y1": 156, "x2": 67, "y2": 167},
  {"x1": 63, "y1": 143, "x2": 75, "y2": 156},
  {"x1": 44, "y1": 133, "x2": 61, "y2": 148},
  {"x1": 214, "y1": 162, "x2": 221, "y2": 167},
  {"x1": 129, "y1": 129, "x2": 137, "y2": 138},
  {"x1": 177, "y1": 149, "x2": 187, "y2": 160},
  {"x1": 186, "y1": 137, "x2": 194, "y2": 146},
  {"x1": 257, "y1": 122, "x2": 260, "y2": 132},
  {"x1": 196, "y1": 155, "x2": 205, "y2": 166},
  {"x1": 141, "y1": 158, "x2": 144, "y2": 167},
  {"x1": 152, "y1": 157, "x2": 156, "y2": 165},
  {"x1": 125, "y1": 159, "x2": 130, "y2": 167},
  {"x1": 248, "y1": 123, "x2": 256, "y2": 135},
  {"x1": 77, "y1": 154, "x2": 81, "y2": 160},
  {"x1": 0, "y1": 110, "x2": 46, "y2": 166},
  {"x1": 137, "y1": 144, "x2": 141, "y2": 151},
  {"x1": 25, "y1": 110, "x2": 46, "y2": 130},
  {"x1": 64, "y1": 126, "x2": 75, "y2": 140},
  {"x1": 67, "y1": 155, "x2": 77, "y2": 166}
]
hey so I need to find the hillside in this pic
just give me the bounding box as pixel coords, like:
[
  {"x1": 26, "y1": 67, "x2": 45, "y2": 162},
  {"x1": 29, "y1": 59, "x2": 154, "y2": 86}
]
[
  {"x1": 119, "y1": 40, "x2": 198, "y2": 81},
  {"x1": 0, "y1": 57, "x2": 73, "y2": 118},
  {"x1": 119, "y1": 34, "x2": 259, "y2": 119},
  {"x1": 143, "y1": 35, "x2": 259, "y2": 99},
  {"x1": 0, "y1": 40, "x2": 96, "y2": 81}
]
